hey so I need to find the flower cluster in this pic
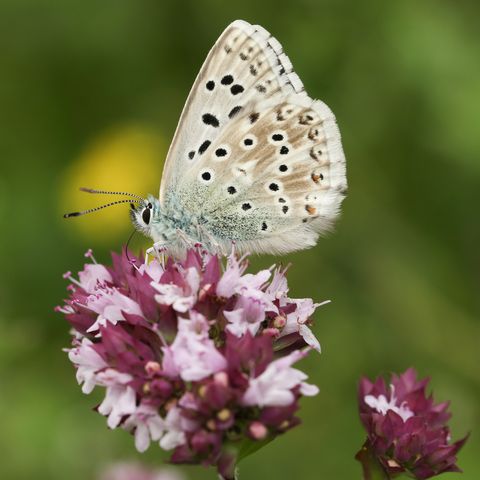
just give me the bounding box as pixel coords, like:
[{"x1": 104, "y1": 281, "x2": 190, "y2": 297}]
[
  {"x1": 57, "y1": 247, "x2": 324, "y2": 479},
  {"x1": 357, "y1": 368, "x2": 467, "y2": 479},
  {"x1": 99, "y1": 462, "x2": 185, "y2": 480}
]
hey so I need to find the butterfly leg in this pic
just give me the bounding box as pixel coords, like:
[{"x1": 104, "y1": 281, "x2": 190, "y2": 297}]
[
  {"x1": 145, "y1": 241, "x2": 167, "y2": 266},
  {"x1": 176, "y1": 229, "x2": 195, "y2": 250},
  {"x1": 198, "y1": 225, "x2": 223, "y2": 254}
]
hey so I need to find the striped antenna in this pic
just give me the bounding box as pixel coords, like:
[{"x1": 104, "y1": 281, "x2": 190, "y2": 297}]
[
  {"x1": 79, "y1": 187, "x2": 144, "y2": 201},
  {"x1": 63, "y1": 199, "x2": 140, "y2": 218}
]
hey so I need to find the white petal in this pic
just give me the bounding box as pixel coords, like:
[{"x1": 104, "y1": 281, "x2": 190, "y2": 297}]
[
  {"x1": 159, "y1": 430, "x2": 186, "y2": 451},
  {"x1": 300, "y1": 382, "x2": 320, "y2": 397},
  {"x1": 264, "y1": 389, "x2": 295, "y2": 407},
  {"x1": 134, "y1": 423, "x2": 150, "y2": 452},
  {"x1": 299, "y1": 324, "x2": 321, "y2": 353},
  {"x1": 148, "y1": 416, "x2": 166, "y2": 441}
]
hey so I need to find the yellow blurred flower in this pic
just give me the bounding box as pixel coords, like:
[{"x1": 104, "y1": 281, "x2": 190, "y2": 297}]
[{"x1": 60, "y1": 124, "x2": 166, "y2": 244}]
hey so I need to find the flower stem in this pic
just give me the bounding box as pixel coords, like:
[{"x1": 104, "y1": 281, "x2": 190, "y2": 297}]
[{"x1": 355, "y1": 441, "x2": 390, "y2": 480}]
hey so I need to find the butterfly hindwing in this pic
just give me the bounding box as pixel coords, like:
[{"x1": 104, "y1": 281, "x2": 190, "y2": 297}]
[{"x1": 160, "y1": 20, "x2": 346, "y2": 254}]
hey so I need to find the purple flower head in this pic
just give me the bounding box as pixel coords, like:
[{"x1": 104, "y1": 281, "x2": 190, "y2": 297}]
[
  {"x1": 357, "y1": 368, "x2": 467, "y2": 479},
  {"x1": 57, "y1": 247, "x2": 325, "y2": 479},
  {"x1": 98, "y1": 462, "x2": 185, "y2": 480}
]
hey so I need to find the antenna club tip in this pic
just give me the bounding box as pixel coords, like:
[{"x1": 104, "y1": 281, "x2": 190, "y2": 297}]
[{"x1": 64, "y1": 212, "x2": 80, "y2": 218}]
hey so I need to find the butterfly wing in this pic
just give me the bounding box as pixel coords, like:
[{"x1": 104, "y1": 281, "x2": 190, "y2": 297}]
[
  {"x1": 160, "y1": 20, "x2": 346, "y2": 255},
  {"x1": 160, "y1": 20, "x2": 306, "y2": 203}
]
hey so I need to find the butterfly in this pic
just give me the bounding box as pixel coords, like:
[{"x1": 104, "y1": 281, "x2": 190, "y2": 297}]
[{"x1": 66, "y1": 20, "x2": 347, "y2": 258}]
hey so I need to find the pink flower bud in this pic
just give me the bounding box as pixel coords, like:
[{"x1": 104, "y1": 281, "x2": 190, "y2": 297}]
[
  {"x1": 248, "y1": 421, "x2": 268, "y2": 440},
  {"x1": 145, "y1": 361, "x2": 161, "y2": 375},
  {"x1": 273, "y1": 315, "x2": 286, "y2": 328},
  {"x1": 213, "y1": 371, "x2": 229, "y2": 387},
  {"x1": 262, "y1": 327, "x2": 279, "y2": 337}
]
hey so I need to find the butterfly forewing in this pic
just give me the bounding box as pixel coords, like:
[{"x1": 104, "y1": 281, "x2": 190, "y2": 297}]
[{"x1": 160, "y1": 20, "x2": 346, "y2": 255}]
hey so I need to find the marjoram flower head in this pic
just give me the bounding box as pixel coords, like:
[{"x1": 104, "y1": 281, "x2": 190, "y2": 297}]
[
  {"x1": 98, "y1": 461, "x2": 185, "y2": 480},
  {"x1": 356, "y1": 368, "x2": 468, "y2": 480},
  {"x1": 57, "y1": 246, "x2": 324, "y2": 479}
]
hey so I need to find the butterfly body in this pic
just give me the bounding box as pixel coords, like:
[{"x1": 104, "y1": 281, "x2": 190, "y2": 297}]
[{"x1": 106, "y1": 20, "x2": 346, "y2": 257}]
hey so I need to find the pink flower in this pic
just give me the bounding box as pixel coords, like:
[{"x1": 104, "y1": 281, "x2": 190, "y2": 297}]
[
  {"x1": 96, "y1": 369, "x2": 136, "y2": 428},
  {"x1": 123, "y1": 403, "x2": 165, "y2": 452},
  {"x1": 160, "y1": 406, "x2": 187, "y2": 451},
  {"x1": 78, "y1": 264, "x2": 112, "y2": 293},
  {"x1": 224, "y1": 290, "x2": 275, "y2": 337},
  {"x1": 281, "y1": 298, "x2": 325, "y2": 352},
  {"x1": 152, "y1": 267, "x2": 200, "y2": 313},
  {"x1": 67, "y1": 337, "x2": 107, "y2": 394},
  {"x1": 162, "y1": 312, "x2": 227, "y2": 381},
  {"x1": 99, "y1": 462, "x2": 185, "y2": 480},
  {"x1": 242, "y1": 350, "x2": 319, "y2": 407},
  {"x1": 86, "y1": 288, "x2": 143, "y2": 332},
  {"x1": 58, "y1": 247, "x2": 324, "y2": 479}
]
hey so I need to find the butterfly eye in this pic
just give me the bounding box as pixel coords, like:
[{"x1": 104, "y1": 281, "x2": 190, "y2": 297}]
[{"x1": 142, "y1": 208, "x2": 151, "y2": 225}]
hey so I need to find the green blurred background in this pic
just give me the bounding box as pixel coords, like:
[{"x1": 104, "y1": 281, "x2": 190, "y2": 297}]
[{"x1": 0, "y1": 0, "x2": 478, "y2": 478}]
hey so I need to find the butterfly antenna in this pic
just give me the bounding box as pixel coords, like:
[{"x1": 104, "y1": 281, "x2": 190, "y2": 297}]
[
  {"x1": 63, "y1": 199, "x2": 140, "y2": 218},
  {"x1": 79, "y1": 187, "x2": 144, "y2": 201}
]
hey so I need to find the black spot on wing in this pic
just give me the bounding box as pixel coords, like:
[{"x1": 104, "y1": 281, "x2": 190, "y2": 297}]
[
  {"x1": 198, "y1": 140, "x2": 211, "y2": 155},
  {"x1": 228, "y1": 106, "x2": 242, "y2": 119},
  {"x1": 202, "y1": 113, "x2": 220, "y2": 127},
  {"x1": 221, "y1": 74, "x2": 234, "y2": 85},
  {"x1": 230, "y1": 84, "x2": 244, "y2": 95}
]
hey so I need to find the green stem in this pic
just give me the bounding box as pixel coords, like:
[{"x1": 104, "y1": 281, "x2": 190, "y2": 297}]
[{"x1": 355, "y1": 441, "x2": 390, "y2": 480}]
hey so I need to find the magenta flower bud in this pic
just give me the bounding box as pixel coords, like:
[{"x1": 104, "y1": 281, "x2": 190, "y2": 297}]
[{"x1": 149, "y1": 379, "x2": 174, "y2": 399}]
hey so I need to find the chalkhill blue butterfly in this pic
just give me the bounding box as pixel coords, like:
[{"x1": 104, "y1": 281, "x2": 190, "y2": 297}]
[{"x1": 65, "y1": 20, "x2": 347, "y2": 257}]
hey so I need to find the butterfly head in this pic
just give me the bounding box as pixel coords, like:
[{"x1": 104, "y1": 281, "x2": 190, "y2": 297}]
[
  {"x1": 64, "y1": 188, "x2": 160, "y2": 240},
  {"x1": 129, "y1": 195, "x2": 160, "y2": 237}
]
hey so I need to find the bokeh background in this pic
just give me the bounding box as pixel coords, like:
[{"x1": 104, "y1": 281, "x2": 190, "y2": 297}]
[{"x1": 0, "y1": 0, "x2": 478, "y2": 479}]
